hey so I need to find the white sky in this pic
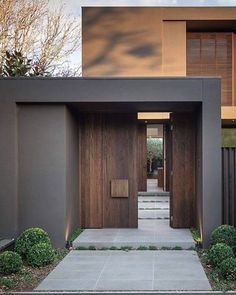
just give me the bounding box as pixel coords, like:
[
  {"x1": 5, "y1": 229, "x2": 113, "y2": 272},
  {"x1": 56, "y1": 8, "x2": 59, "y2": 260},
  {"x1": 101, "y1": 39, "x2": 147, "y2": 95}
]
[{"x1": 60, "y1": 0, "x2": 236, "y2": 10}]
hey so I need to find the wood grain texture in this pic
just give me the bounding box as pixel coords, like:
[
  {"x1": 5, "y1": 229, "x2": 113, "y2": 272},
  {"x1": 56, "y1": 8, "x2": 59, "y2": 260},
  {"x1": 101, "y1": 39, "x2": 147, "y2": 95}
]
[
  {"x1": 80, "y1": 113, "x2": 103, "y2": 228},
  {"x1": 80, "y1": 113, "x2": 138, "y2": 228},
  {"x1": 187, "y1": 32, "x2": 233, "y2": 106},
  {"x1": 164, "y1": 124, "x2": 171, "y2": 192},
  {"x1": 170, "y1": 112, "x2": 196, "y2": 228},
  {"x1": 111, "y1": 179, "x2": 129, "y2": 198},
  {"x1": 157, "y1": 168, "x2": 164, "y2": 188},
  {"x1": 137, "y1": 124, "x2": 147, "y2": 192},
  {"x1": 103, "y1": 114, "x2": 138, "y2": 228}
]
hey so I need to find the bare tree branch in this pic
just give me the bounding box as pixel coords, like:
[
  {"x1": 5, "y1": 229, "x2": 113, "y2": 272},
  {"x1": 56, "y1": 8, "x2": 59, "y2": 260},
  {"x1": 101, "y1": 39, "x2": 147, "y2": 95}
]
[{"x1": 0, "y1": 0, "x2": 81, "y2": 76}]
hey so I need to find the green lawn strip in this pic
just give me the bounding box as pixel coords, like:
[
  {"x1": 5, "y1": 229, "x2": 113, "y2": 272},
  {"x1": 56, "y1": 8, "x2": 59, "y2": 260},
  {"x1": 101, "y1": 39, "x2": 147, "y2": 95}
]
[{"x1": 75, "y1": 245, "x2": 191, "y2": 251}]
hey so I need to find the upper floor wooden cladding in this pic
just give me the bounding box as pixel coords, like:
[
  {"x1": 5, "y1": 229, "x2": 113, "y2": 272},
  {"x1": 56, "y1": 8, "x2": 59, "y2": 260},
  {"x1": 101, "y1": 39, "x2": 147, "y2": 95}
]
[{"x1": 187, "y1": 32, "x2": 234, "y2": 106}]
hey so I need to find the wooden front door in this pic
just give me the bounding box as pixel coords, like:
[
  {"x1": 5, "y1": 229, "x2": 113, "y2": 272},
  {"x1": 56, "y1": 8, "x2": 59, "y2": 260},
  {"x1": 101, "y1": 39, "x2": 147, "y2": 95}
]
[
  {"x1": 137, "y1": 123, "x2": 147, "y2": 192},
  {"x1": 164, "y1": 124, "x2": 172, "y2": 192},
  {"x1": 170, "y1": 112, "x2": 196, "y2": 228},
  {"x1": 80, "y1": 113, "x2": 138, "y2": 228}
]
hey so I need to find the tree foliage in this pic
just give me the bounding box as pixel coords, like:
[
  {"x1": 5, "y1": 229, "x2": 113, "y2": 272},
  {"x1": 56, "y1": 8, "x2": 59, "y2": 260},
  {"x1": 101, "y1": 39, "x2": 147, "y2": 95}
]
[
  {"x1": 1, "y1": 50, "x2": 49, "y2": 77},
  {"x1": 0, "y1": 0, "x2": 80, "y2": 76},
  {"x1": 147, "y1": 138, "x2": 163, "y2": 173}
]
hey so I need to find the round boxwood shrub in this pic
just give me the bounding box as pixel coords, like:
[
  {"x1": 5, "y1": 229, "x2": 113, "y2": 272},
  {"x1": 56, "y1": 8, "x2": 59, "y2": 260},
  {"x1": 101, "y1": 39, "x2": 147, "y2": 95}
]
[
  {"x1": 0, "y1": 251, "x2": 23, "y2": 274},
  {"x1": 208, "y1": 243, "x2": 234, "y2": 266},
  {"x1": 15, "y1": 227, "x2": 51, "y2": 257},
  {"x1": 27, "y1": 242, "x2": 55, "y2": 267},
  {"x1": 210, "y1": 225, "x2": 236, "y2": 250},
  {"x1": 220, "y1": 257, "x2": 236, "y2": 280}
]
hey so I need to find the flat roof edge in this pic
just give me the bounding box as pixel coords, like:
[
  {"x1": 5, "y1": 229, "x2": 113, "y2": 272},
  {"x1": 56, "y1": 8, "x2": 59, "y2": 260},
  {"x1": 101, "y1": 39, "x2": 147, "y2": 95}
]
[
  {"x1": 0, "y1": 76, "x2": 222, "y2": 81},
  {"x1": 82, "y1": 6, "x2": 236, "y2": 8}
]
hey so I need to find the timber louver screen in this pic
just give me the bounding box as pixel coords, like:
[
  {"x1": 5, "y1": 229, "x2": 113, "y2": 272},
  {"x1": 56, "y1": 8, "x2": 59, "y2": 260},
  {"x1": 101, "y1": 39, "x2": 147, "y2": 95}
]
[{"x1": 187, "y1": 32, "x2": 233, "y2": 106}]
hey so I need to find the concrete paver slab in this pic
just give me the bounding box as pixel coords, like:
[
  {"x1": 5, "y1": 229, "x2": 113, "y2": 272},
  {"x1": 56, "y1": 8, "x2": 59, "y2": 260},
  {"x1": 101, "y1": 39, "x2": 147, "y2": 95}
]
[
  {"x1": 138, "y1": 196, "x2": 169, "y2": 202},
  {"x1": 138, "y1": 202, "x2": 170, "y2": 209},
  {"x1": 139, "y1": 209, "x2": 169, "y2": 219},
  {"x1": 36, "y1": 250, "x2": 211, "y2": 291},
  {"x1": 73, "y1": 220, "x2": 195, "y2": 249}
]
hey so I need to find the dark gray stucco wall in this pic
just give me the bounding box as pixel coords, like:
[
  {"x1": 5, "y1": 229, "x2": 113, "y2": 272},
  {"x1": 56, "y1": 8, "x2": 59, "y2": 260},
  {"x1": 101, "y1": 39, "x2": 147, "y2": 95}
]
[
  {"x1": 65, "y1": 108, "x2": 80, "y2": 241},
  {"x1": 201, "y1": 80, "x2": 222, "y2": 248},
  {"x1": 18, "y1": 105, "x2": 67, "y2": 246},
  {"x1": 196, "y1": 106, "x2": 203, "y2": 238},
  {"x1": 0, "y1": 100, "x2": 17, "y2": 238},
  {"x1": 17, "y1": 105, "x2": 80, "y2": 247}
]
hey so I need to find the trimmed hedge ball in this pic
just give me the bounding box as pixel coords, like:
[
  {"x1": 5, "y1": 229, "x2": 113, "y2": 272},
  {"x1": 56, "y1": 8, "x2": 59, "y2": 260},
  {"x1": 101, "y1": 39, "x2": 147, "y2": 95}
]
[
  {"x1": 27, "y1": 242, "x2": 55, "y2": 267},
  {"x1": 208, "y1": 243, "x2": 234, "y2": 267},
  {"x1": 210, "y1": 225, "x2": 236, "y2": 250},
  {"x1": 0, "y1": 251, "x2": 23, "y2": 274},
  {"x1": 220, "y1": 257, "x2": 236, "y2": 280},
  {"x1": 15, "y1": 227, "x2": 51, "y2": 257}
]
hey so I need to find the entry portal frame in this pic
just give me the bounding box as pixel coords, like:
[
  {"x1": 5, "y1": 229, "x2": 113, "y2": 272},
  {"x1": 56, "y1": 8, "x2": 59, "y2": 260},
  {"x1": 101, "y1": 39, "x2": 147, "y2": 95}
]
[{"x1": 0, "y1": 77, "x2": 221, "y2": 248}]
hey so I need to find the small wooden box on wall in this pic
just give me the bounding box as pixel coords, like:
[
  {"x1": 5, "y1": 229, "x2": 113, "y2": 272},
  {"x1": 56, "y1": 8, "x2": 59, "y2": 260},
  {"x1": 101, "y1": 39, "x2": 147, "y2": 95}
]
[{"x1": 111, "y1": 179, "x2": 129, "y2": 198}]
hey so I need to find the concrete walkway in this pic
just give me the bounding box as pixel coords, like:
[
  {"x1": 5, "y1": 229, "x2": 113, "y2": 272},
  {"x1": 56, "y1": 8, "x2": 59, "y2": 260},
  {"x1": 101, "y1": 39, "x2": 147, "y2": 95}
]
[
  {"x1": 37, "y1": 193, "x2": 210, "y2": 291},
  {"x1": 36, "y1": 250, "x2": 211, "y2": 291},
  {"x1": 73, "y1": 194, "x2": 195, "y2": 249},
  {"x1": 73, "y1": 220, "x2": 195, "y2": 249}
]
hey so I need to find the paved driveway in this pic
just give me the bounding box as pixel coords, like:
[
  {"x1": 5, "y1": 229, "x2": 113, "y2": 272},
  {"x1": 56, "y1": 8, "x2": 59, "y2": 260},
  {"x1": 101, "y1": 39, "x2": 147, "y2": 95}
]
[{"x1": 36, "y1": 250, "x2": 211, "y2": 291}]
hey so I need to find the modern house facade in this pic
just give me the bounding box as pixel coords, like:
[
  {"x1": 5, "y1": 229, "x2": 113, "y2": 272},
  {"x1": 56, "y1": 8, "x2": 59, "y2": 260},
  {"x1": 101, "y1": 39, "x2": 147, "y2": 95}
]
[
  {"x1": 1, "y1": 6, "x2": 236, "y2": 248},
  {"x1": 83, "y1": 7, "x2": 236, "y2": 119}
]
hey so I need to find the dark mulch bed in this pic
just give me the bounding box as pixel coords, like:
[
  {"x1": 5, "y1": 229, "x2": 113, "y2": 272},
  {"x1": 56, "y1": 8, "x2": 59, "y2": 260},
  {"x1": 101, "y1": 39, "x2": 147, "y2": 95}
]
[{"x1": 0, "y1": 249, "x2": 68, "y2": 292}]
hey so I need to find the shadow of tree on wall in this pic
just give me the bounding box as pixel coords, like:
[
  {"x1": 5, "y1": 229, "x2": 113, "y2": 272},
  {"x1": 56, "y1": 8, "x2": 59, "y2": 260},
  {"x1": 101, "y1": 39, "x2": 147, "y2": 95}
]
[
  {"x1": 127, "y1": 44, "x2": 157, "y2": 58},
  {"x1": 85, "y1": 30, "x2": 146, "y2": 69},
  {"x1": 83, "y1": 7, "x2": 162, "y2": 75}
]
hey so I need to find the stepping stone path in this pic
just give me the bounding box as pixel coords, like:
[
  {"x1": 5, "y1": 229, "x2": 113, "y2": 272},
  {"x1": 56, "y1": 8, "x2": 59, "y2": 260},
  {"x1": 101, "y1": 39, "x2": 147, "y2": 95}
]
[{"x1": 138, "y1": 193, "x2": 170, "y2": 220}]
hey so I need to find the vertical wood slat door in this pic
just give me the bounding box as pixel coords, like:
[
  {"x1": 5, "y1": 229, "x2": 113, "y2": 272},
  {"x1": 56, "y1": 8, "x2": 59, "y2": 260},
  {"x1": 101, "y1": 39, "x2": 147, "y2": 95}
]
[
  {"x1": 137, "y1": 123, "x2": 147, "y2": 192},
  {"x1": 80, "y1": 113, "x2": 138, "y2": 228},
  {"x1": 103, "y1": 114, "x2": 138, "y2": 228},
  {"x1": 80, "y1": 114, "x2": 103, "y2": 228},
  {"x1": 170, "y1": 113, "x2": 196, "y2": 228},
  {"x1": 164, "y1": 124, "x2": 172, "y2": 192}
]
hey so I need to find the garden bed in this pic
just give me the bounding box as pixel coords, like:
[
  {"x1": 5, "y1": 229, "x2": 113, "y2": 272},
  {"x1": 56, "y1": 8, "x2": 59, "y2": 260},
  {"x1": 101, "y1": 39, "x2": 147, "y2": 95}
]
[
  {"x1": 198, "y1": 250, "x2": 236, "y2": 291},
  {"x1": 0, "y1": 248, "x2": 68, "y2": 292}
]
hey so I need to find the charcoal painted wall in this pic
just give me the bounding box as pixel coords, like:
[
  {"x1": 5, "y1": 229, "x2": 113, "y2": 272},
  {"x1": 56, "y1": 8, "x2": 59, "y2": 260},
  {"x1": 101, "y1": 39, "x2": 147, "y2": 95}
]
[
  {"x1": 17, "y1": 105, "x2": 80, "y2": 247},
  {"x1": 0, "y1": 100, "x2": 17, "y2": 238}
]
